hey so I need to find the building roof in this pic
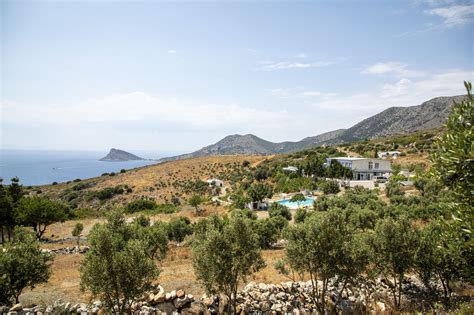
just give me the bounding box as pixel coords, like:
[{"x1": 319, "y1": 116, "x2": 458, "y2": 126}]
[{"x1": 327, "y1": 157, "x2": 367, "y2": 161}]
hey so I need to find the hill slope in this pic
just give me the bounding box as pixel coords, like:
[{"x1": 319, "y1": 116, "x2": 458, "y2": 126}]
[
  {"x1": 161, "y1": 95, "x2": 463, "y2": 161},
  {"x1": 332, "y1": 95, "x2": 466, "y2": 143},
  {"x1": 100, "y1": 148, "x2": 144, "y2": 161}
]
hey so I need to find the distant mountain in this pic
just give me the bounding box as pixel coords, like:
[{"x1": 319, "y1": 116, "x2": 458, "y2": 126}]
[
  {"x1": 100, "y1": 148, "x2": 144, "y2": 161},
  {"x1": 160, "y1": 95, "x2": 464, "y2": 161},
  {"x1": 331, "y1": 95, "x2": 466, "y2": 144}
]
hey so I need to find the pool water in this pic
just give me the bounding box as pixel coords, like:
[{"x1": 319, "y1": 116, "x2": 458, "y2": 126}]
[{"x1": 277, "y1": 197, "x2": 314, "y2": 208}]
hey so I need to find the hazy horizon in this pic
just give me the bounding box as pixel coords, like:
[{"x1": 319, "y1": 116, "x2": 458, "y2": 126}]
[{"x1": 1, "y1": 0, "x2": 473, "y2": 151}]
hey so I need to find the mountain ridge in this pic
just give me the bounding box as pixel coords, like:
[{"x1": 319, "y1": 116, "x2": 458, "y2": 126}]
[{"x1": 160, "y1": 95, "x2": 465, "y2": 162}]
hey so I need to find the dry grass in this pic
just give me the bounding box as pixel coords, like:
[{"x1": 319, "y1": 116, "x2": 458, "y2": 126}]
[
  {"x1": 38, "y1": 155, "x2": 267, "y2": 209},
  {"x1": 19, "y1": 246, "x2": 288, "y2": 306}
]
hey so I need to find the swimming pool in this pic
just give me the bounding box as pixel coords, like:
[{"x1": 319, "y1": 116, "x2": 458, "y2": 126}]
[{"x1": 277, "y1": 197, "x2": 315, "y2": 208}]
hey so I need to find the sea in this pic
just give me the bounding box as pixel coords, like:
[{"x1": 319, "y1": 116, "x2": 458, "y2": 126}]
[{"x1": 0, "y1": 149, "x2": 182, "y2": 186}]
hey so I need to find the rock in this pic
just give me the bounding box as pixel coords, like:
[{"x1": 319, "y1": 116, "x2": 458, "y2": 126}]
[
  {"x1": 258, "y1": 283, "x2": 268, "y2": 291},
  {"x1": 153, "y1": 286, "x2": 166, "y2": 304},
  {"x1": 181, "y1": 302, "x2": 206, "y2": 315},
  {"x1": 201, "y1": 293, "x2": 215, "y2": 306},
  {"x1": 155, "y1": 301, "x2": 177, "y2": 314},
  {"x1": 375, "y1": 301, "x2": 385, "y2": 312},
  {"x1": 64, "y1": 302, "x2": 71, "y2": 312},
  {"x1": 218, "y1": 294, "x2": 229, "y2": 314},
  {"x1": 165, "y1": 293, "x2": 173, "y2": 301},
  {"x1": 176, "y1": 289, "x2": 186, "y2": 298},
  {"x1": 170, "y1": 290, "x2": 177, "y2": 300},
  {"x1": 174, "y1": 296, "x2": 192, "y2": 309},
  {"x1": 9, "y1": 304, "x2": 22, "y2": 312}
]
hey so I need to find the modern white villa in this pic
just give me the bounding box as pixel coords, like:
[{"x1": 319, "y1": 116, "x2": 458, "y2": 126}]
[{"x1": 325, "y1": 157, "x2": 392, "y2": 180}]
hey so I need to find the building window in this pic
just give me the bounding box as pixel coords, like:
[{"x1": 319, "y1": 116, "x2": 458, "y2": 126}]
[
  {"x1": 368, "y1": 162, "x2": 373, "y2": 170},
  {"x1": 375, "y1": 163, "x2": 379, "y2": 169}
]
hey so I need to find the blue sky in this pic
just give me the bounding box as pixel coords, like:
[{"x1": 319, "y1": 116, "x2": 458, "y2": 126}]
[{"x1": 1, "y1": 0, "x2": 473, "y2": 152}]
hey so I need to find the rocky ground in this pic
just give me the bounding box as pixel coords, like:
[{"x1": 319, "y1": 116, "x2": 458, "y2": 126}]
[{"x1": 2, "y1": 277, "x2": 450, "y2": 314}]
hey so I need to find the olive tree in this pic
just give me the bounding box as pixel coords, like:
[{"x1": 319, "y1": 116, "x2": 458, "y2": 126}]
[
  {"x1": 247, "y1": 183, "x2": 273, "y2": 209},
  {"x1": 0, "y1": 228, "x2": 52, "y2": 304},
  {"x1": 0, "y1": 179, "x2": 14, "y2": 242},
  {"x1": 72, "y1": 222, "x2": 84, "y2": 245},
  {"x1": 370, "y1": 217, "x2": 418, "y2": 309},
  {"x1": 189, "y1": 194, "x2": 203, "y2": 214},
  {"x1": 80, "y1": 210, "x2": 165, "y2": 313},
  {"x1": 415, "y1": 219, "x2": 468, "y2": 302},
  {"x1": 16, "y1": 196, "x2": 67, "y2": 240},
  {"x1": 431, "y1": 82, "x2": 473, "y2": 207},
  {"x1": 268, "y1": 202, "x2": 292, "y2": 221},
  {"x1": 192, "y1": 214, "x2": 265, "y2": 314},
  {"x1": 284, "y1": 211, "x2": 367, "y2": 313},
  {"x1": 290, "y1": 193, "x2": 306, "y2": 208},
  {"x1": 430, "y1": 82, "x2": 473, "y2": 240}
]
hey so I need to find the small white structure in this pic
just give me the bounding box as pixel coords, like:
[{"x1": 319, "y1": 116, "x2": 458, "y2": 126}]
[
  {"x1": 206, "y1": 178, "x2": 223, "y2": 188},
  {"x1": 325, "y1": 157, "x2": 392, "y2": 181},
  {"x1": 282, "y1": 166, "x2": 298, "y2": 173},
  {"x1": 247, "y1": 201, "x2": 269, "y2": 210},
  {"x1": 377, "y1": 151, "x2": 401, "y2": 159}
]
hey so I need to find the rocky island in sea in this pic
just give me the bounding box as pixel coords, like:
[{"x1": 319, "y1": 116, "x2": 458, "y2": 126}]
[{"x1": 99, "y1": 148, "x2": 145, "y2": 161}]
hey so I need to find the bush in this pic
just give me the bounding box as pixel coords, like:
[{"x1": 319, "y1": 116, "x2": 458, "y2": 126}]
[
  {"x1": 294, "y1": 208, "x2": 307, "y2": 223},
  {"x1": 72, "y1": 182, "x2": 94, "y2": 191},
  {"x1": 154, "y1": 204, "x2": 178, "y2": 214},
  {"x1": 268, "y1": 203, "x2": 292, "y2": 221},
  {"x1": 166, "y1": 217, "x2": 193, "y2": 242},
  {"x1": 94, "y1": 186, "x2": 125, "y2": 200},
  {"x1": 254, "y1": 218, "x2": 280, "y2": 249},
  {"x1": 125, "y1": 199, "x2": 157, "y2": 213},
  {"x1": 320, "y1": 180, "x2": 340, "y2": 195},
  {"x1": 0, "y1": 228, "x2": 52, "y2": 304}
]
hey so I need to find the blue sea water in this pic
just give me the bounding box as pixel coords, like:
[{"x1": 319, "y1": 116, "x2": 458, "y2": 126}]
[{"x1": 0, "y1": 149, "x2": 180, "y2": 186}]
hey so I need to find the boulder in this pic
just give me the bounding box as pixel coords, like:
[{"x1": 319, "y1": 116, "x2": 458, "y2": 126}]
[
  {"x1": 153, "y1": 286, "x2": 166, "y2": 304},
  {"x1": 201, "y1": 293, "x2": 215, "y2": 306},
  {"x1": 9, "y1": 304, "x2": 23, "y2": 312},
  {"x1": 181, "y1": 302, "x2": 206, "y2": 315},
  {"x1": 174, "y1": 296, "x2": 192, "y2": 309},
  {"x1": 375, "y1": 301, "x2": 385, "y2": 312},
  {"x1": 155, "y1": 301, "x2": 176, "y2": 314},
  {"x1": 176, "y1": 289, "x2": 186, "y2": 298},
  {"x1": 258, "y1": 283, "x2": 268, "y2": 291}
]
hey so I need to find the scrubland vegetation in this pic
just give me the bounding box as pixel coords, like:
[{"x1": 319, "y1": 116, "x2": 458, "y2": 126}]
[{"x1": 0, "y1": 84, "x2": 472, "y2": 313}]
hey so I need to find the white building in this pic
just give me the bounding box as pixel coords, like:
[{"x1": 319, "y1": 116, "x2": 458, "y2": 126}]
[
  {"x1": 325, "y1": 157, "x2": 392, "y2": 181},
  {"x1": 282, "y1": 166, "x2": 298, "y2": 173},
  {"x1": 206, "y1": 178, "x2": 223, "y2": 187},
  {"x1": 377, "y1": 151, "x2": 401, "y2": 159}
]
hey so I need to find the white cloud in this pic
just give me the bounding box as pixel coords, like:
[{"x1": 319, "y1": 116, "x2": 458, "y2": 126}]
[
  {"x1": 167, "y1": 49, "x2": 177, "y2": 54},
  {"x1": 1, "y1": 93, "x2": 294, "y2": 130},
  {"x1": 427, "y1": 4, "x2": 474, "y2": 27},
  {"x1": 260, "y1": 59, "x2": 343, "y2": 71},
  {"x1": 2, "y1": 70, "x2": 471, "y2": 151},
  {"x1": 362, "y1": 62, "x2": 420, "y2": 77},
  {"x1": 306, "y1": 70, "x2": 472, "y2": 113}
]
